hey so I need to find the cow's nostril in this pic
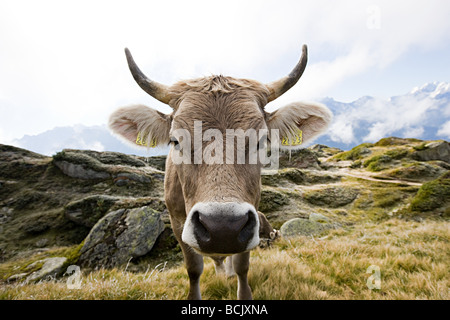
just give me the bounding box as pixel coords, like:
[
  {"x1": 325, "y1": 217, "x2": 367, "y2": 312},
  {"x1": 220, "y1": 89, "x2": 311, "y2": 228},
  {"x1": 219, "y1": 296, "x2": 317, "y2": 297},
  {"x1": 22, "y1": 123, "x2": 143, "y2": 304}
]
[
  {"x1": 192, "y1": 211, "x2": 211, "y2": 242},
  {"x1": 238, "y1": 210, "x2": 256, "y2": 243},
  {"x1": 184, "y1": 203, "x2": 259, "y2": 254}
]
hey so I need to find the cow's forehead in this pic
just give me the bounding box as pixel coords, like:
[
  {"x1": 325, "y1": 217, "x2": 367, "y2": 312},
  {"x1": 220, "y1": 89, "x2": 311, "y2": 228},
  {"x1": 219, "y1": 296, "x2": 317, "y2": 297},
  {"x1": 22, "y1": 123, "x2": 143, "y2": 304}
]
[{"x1": 172, "y1": 92, "x2": 266, "y2": 131}]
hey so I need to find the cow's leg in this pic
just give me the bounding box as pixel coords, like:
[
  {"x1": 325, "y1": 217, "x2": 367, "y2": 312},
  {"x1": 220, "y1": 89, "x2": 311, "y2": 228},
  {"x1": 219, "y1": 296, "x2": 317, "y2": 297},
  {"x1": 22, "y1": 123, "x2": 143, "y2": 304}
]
[
  {"x1": 165, "y1": 160, "x2": 204, "y2": 299},
  {"x1": 225, "y1": 255, "x2": 236, "y2": 277},
  {"x1": 180, "y1": 241, "x2": 204, "y2": 300},
  {"x1": 213, "y1": 256, "x2": 237, "y2": 277},
  {"x1": 212, "y1": 256, "x2": 226, "y2": 275},
  {"x1": 233, "y1": 251, "x2": 253, "y2": 300},
  {"x1": 169, "y1": 213, "x2": 204, "y2": 300}
]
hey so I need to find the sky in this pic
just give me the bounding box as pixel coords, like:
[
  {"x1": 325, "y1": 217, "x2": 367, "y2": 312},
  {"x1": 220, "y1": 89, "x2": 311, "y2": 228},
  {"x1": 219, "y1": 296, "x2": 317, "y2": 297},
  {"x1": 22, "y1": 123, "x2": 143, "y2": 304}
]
[{"x1": 1, "y1": 0, "x2": 450, "y2": 145}]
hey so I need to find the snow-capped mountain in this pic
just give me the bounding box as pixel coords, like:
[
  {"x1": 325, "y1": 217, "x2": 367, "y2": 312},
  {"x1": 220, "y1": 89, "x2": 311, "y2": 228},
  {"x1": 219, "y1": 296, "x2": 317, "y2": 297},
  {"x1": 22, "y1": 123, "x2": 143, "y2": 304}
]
[
  {"x1": 10, "y1": 82, "x2": 450, "y2": 155},
  {"x1": 315, "y1": 81, "x2": 450, "y2": 149},
  {"x1": 410, "y1": 81, "x2": 450, "y2": 99}
]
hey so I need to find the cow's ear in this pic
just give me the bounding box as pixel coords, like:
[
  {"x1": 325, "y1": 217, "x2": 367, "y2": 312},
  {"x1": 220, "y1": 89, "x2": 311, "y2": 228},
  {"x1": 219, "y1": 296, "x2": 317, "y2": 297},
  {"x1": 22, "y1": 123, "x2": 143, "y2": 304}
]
[
  {"x1": 266, "y1": 102, "x2": 332, "y2": 150},
  {"x1": 109, "y1": 104, "x2": 171, "y2": 148}
]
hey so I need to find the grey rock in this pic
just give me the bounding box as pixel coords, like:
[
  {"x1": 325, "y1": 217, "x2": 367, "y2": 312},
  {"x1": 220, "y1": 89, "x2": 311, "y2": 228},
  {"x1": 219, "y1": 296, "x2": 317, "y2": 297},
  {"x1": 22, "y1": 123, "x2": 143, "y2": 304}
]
[
  {"x1": 413, "y1": 141, "x2": 450, "y2": 163},
  {"x1": 261, "y1": 168, "x2": 341, "y2": 186},
  {"x1": 7, "y1": 273, "x2": 28, "y2": 282},
  {"x1": 53, "y1": 149, "x2": 164, "y2": 183},
  {"x1": 79, "y1": 206, "x2": 165, "y2": 268},
  {"x1": 258, "y1": 188, "x2": 289, "y2": 212},
  {"x1": 279, "y1": 148, "x2": 321, "y2": 169},
  {"x1": 280, "y1": 218, "x2": 331, "y2": 238},
  {"x1": 35, "y1": 238, "x2": 49, "y2": 248},
  {"x1": 0, "y1": 207, "x2": 13, "y2": 224},
  {"x1": 309, "y1": 213, "x2": 330, "y2": 223},
  {"x1": 303, "y1": 186, "x2": 359, "y2": 208},
  {"x1": 308, "y1": 144, "x2": 344, "y2": 157},
  {"x1": 115, "y1": 207, "x2": 164, "y2": 257},
  {"x1": 143, "y1": 155, "x2": 167, "y2": 171},
  {"x1": 65, "y1": 195, "x2": 121, "y2": 227},
  {"x1": 113, "y1": 172, "x2": 152, "y2": 185},
  {"x1": 26, "y1": 257, "x2": 67, "y2": 282},
  {"x1": 54, "y1": 160, "x2": 110, "y2": 180}
]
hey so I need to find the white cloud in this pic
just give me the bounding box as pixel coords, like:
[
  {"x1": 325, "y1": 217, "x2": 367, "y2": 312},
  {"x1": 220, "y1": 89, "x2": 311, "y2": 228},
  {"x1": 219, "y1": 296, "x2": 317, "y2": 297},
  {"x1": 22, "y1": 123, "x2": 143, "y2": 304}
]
[
  {"x1": 361, "y1": 96, "x2": 436, "y2": 142},
  {"x1": 437, "y1": 121, "x2": 450, "y2": 139},
  {"x1": 323, "y1": 81, "x2": 450, "y2": 146},
  {"x1": 402, "y1": 127, "x2": 424, "y2": 138},
  {"x1": 66, "y1": 140, "x2": 105, "y2": 153},
  {"x1": 328, "y1": 118, "x2": 356, "y2": 144}
]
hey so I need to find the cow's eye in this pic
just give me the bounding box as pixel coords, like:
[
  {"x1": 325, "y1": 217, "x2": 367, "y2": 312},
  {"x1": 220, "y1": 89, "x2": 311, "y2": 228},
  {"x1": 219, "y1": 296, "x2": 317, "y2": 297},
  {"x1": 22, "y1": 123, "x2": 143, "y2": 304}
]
[
  {"x1": 257, "y1": 135, "x2": 269, "y2": 150},
  {"x1": 169, "y1": 137, "x2": 180, "y2": 150}
]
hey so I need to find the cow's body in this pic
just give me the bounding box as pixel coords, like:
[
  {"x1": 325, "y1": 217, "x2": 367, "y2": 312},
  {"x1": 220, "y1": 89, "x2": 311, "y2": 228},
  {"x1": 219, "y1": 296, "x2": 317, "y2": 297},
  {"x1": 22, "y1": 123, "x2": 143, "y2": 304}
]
[{"x1": 109, "y1": 45, "x2": 332, "y2": 299}]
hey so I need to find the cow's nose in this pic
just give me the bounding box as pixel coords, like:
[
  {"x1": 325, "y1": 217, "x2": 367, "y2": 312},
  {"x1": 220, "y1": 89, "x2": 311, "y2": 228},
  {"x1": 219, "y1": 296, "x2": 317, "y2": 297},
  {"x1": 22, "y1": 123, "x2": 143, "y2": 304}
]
[
  {"x1": 197, "y1": 209, "x2": 250, "y2": 241},
  {"x1": 182, "y1": 202, "x2": 260, "y2": 254},
  {"x1": 192, "y1": 209, "x2": 255, "y2": 253}
]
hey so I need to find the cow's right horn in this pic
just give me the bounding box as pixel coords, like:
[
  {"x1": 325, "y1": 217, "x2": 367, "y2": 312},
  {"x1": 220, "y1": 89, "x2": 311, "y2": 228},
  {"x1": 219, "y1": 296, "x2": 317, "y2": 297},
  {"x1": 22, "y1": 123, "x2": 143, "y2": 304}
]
[{"x1": 124, "y1": 48, "x2": 172, "y2": 104}]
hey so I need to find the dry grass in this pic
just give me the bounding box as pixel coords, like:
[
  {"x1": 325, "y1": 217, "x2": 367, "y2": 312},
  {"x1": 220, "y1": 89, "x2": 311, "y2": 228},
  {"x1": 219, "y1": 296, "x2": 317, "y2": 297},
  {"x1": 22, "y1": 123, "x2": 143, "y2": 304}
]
[{"x1": 1, "y1": 218, "x2": 448, "y2": 300}]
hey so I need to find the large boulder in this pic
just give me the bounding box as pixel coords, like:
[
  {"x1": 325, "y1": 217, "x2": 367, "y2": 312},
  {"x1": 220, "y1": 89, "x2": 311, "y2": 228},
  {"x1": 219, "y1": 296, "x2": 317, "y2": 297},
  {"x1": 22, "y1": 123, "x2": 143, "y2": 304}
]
[
  {"x1": 65, "y1": 195, "x2": 122, "y2": 227},
  {"x1": 385, "y1": 162, "x2": 447, "y2": 182},
  {"x1": 303, "y1": 186, "x2": 359, "y2": 208},
  {"x1": 79, "y1": 206, "x2": 165, "y2": 268},
  {"x1": 278, "y1": 149, "x2": 321, "y2": 169},
  {"x1": 144, "y1": 155, "x2": 167, "y2": 171},
  {"x1": 261, "y1": 168, "x2": 340, "y2": 186},
  {"x1": 52, "y1": 149, "x2": 162, "y2": 183},
  {"x1": 412, "y1": 141, "x2": 450, "y2": 163},
  {"x1": 25, "y1": 257, "x2": 67, "y2": 282},
  {"x1": 53, "y1": 160, "x2": 110, "y2": 180},
  {"x1": 280, "y1": 214, "x2": 334, "y2": 238},
  {"x1": 258, "y1": 188, "x2": 289, "y2": 212},
  {"x1": 65, "y1": 195, "x2": 169, "y2": 228}
]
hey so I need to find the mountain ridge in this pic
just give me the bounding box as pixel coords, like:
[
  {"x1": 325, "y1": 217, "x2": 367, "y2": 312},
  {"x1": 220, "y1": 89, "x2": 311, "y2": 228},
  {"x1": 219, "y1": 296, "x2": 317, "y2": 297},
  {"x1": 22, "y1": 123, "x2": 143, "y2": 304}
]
[{"x1": 7, "y1": 81, "x2": 450, "y2": 156}]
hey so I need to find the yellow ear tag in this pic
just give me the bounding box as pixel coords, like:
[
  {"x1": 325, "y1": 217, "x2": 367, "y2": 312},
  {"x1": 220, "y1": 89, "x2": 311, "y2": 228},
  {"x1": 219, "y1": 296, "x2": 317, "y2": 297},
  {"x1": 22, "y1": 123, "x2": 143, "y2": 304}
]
[
  {"x1": 281, "y1": 129, "x2": 302, "y2": 146},
  {"x1": 136, "y1": 132, "x2": 157, "y2": 148}
]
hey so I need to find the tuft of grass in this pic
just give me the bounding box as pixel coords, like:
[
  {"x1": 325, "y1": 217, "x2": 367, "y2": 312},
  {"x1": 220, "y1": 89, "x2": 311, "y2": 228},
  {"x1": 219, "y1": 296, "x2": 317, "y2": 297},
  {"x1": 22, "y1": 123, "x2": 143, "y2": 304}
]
[
  {"x1": 363, "y1": 155, "x2": 392, "y2": 172},
  {"x1": 410, "y1": 172, "x2": 450, "y2": 213},
  {"x1": 332, "y1": 143, "x2": 373, "y2": 161},
  {"x1": 384, "y1": 148, "x2": 410, "y2": 160},
  {"x1": 413, "y1": 142, "x2": 428, "y2": 151},
  {"x1": 1, "y1": 219, "x2": 448, "y2": 300},
  {"x1": 374, "y1": 137, "x2": 422, "y2": 147}
]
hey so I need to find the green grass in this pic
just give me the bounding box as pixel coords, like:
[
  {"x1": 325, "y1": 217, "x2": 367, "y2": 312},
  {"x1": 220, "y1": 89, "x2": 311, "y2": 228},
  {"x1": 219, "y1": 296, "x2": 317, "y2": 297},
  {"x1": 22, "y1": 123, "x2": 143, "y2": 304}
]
[
  {"x1": 363, "y1": 155, "x2": 392, "y2": 172},
  {"x1": 1, "y1": 219, "x2": 448, "y2": 300},
  {"x1": 374, "y1": 137, "x2": 422, "y2": 147},
  {"x1": 410, "y1": 172, "x2": 450, "y2": 213},
  {"x1": 332, "y1": 143, "x2": 373, "y2": 161}
]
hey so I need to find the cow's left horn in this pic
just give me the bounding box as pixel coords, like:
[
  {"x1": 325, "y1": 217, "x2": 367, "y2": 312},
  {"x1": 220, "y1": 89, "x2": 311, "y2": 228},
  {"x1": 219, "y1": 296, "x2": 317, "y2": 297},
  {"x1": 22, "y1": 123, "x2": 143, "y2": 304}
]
[
  {"x1": 124, "y1": 48, "x2": 172, "y2": 104},
  {"x1": 266, "y1": 44, "x2": 308, "y2": 102}
]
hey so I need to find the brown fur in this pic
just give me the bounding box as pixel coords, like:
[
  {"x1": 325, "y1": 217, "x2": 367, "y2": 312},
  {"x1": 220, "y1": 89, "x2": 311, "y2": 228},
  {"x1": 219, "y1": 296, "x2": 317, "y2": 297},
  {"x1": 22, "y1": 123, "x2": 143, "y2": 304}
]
[
  {"x1": 162, "y1": 76, "x2": 272, "y2": 218},
  {"x1": 109, "y1": 73, "x2": 332, "y2": 300}
]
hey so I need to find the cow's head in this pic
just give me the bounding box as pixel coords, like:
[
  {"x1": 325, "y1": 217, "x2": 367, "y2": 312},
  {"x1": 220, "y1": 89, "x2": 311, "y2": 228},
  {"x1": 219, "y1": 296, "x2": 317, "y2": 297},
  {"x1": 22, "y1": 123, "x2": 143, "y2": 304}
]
[{"x1": 109, "y1": 45, "x2": 332, "y2": 255}]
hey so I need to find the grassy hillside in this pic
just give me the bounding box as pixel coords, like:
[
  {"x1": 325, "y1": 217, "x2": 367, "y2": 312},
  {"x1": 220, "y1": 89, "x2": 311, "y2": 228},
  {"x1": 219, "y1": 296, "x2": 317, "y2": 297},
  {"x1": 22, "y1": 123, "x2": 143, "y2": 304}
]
[
  {"x1": 1, "y1": 138, "x2": 449, "y2": 300},
  {"x1": 1, "y1": 218, "x2": 448, "y2": 300}
]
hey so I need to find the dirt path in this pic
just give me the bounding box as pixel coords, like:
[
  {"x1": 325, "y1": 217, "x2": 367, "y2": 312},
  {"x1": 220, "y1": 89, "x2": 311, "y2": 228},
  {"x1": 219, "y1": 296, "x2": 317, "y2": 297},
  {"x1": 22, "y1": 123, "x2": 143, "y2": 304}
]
[{"x1": 337, "y1": 168, "x2": 423, "y2": 186}]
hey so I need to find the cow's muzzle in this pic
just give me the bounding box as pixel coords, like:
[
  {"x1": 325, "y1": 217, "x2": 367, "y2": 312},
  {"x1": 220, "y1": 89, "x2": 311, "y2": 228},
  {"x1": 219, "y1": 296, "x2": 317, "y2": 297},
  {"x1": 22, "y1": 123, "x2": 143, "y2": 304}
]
[{"x1": 182, "y1": 202, "x2": 260, "y2": 255}]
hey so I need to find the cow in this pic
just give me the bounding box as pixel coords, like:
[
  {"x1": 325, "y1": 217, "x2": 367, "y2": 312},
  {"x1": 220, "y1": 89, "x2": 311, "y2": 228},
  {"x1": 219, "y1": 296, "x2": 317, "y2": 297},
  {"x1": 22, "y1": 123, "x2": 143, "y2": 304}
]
[{"x1": 109, "y1": 44, "x2": 332, "y2": 300}]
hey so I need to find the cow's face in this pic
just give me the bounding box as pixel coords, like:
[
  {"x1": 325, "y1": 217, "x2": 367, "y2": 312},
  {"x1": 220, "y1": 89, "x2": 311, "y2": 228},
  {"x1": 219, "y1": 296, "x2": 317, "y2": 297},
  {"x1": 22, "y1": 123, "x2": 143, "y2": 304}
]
[
  {"x1": 169, "y1": 78, "x2": 268, "y2": 254},
  {"x1": 109, "y1": 46, "x2": 332, "y2": 255}
]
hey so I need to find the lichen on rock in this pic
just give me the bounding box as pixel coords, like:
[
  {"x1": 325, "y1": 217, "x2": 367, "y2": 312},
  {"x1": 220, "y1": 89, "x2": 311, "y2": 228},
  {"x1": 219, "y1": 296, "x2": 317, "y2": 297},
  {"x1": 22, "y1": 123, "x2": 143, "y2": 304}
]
[{"x1": 79, "y1": 206, "x2": 165, "y2": 268}]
